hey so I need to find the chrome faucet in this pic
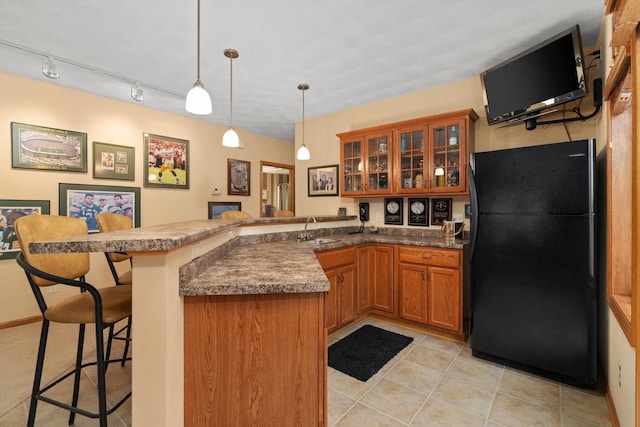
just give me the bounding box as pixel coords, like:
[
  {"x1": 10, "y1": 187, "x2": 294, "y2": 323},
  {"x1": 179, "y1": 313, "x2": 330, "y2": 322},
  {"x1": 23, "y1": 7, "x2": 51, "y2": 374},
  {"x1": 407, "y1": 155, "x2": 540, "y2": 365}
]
[{"x1": 298, "y1": 216, "x2": 317, "y2": 241}]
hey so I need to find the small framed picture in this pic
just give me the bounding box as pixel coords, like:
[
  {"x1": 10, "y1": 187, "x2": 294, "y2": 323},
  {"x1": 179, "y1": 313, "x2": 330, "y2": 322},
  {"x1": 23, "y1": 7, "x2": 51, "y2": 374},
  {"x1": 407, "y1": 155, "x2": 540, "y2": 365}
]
[
  {"x1": 208, "y1": 202, "x2": 242, "y2": 219},
  {"x1": 431, "y1": 198, "x2": 452, "y2": 225},
  {"x1": 408, "y1": 198, "x2": 429, "y2": 226},
  {"x1": 384, "y1": 198, "x2": 403, "y2": 225},
  {"x1": 144, "y1": 133, "x2": 189, "y2": 189},
  {"x1": 337, "y1": 207, "x2": 347, "y2": 216},
  {"x1": 228, "y1": 159, "x2": 251, "y2": 196},
  {"x1": 465, "y1": 204, "x2": 472, "y2": 218},
  {"x1": 59, "y1": 183, "x2": 141, "y2": 233},
  {"x1": 308, "y1": 164, "x2": 339, "y2": 197},
  {"x1": 11, "y1": 122, "x2": 87, "y2": 173},
  {"x1": 0, "y1": 199, "x2": 50, "y2": 260},
  {"x1": 93, "y1": 141, "x2": 135, "y2": 180}
]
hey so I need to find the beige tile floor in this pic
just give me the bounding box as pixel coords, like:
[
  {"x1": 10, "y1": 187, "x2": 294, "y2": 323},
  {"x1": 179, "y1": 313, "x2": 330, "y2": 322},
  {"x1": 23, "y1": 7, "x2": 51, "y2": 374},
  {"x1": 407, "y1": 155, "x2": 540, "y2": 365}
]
[
  {"x1": 1, "y1": 319, "x2": 611, "y2": 426},
  {"x1": 328, "y1": 319, "x2": 612, "y2": 427}
]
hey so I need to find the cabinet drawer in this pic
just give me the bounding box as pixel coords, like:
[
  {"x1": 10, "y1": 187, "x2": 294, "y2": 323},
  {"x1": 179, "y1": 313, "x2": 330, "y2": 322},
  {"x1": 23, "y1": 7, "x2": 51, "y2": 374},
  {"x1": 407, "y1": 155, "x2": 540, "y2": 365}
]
[
  {"x1": 316, "y1": 247, "x2": 357, "y2": 270},
  {"x1": 398, "y1": 246, "x2": 460, "y2": 268}
]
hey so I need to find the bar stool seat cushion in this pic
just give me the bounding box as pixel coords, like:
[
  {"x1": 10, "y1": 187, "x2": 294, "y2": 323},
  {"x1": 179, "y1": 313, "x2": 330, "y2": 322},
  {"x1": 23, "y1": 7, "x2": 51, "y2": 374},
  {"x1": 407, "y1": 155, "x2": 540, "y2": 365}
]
[{"x1": 45, "y1": 284, "x2": 132, "y2": 324}]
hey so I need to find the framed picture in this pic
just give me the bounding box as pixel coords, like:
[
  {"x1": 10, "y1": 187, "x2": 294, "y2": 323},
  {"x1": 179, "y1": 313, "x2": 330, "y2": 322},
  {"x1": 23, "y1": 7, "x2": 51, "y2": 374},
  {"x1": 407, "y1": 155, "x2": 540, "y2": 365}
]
[
  {"x1": 384, "y1": 197, "x2": 403, "y2": 225},
  {"x1": 465, "y1": 203, "x2": 472, "y2": 218},
  {"x1": 228, "y1": 158, "x2": 250, "y2": 196},
  {"x1": 431, "y1": 198, "x2": 452, "y2": 225},
  {"x1": 0, "y1": 199, "x2": 50, "y2": 260},
  {"x1": 93, "y1": 141, "x2": 135, "y2": 180},
  {"x1": 408, "y1": 198, "x2": 429, "y2": 226},
  {"x1": 144, "y1": 133, "x2": 189, "y2": 189},
  {"x1": 308, "y1": 164, "x2": 339, "y2": 197},
  {"x1": 11, "y1": 122, "x2": 87, "y2": 172},
  {"x1": 208, "y1": 202, "x2": 242, "y2": 219},
  {"x1": 59, "y1": 183, "x2": 140, "y2": 233}
]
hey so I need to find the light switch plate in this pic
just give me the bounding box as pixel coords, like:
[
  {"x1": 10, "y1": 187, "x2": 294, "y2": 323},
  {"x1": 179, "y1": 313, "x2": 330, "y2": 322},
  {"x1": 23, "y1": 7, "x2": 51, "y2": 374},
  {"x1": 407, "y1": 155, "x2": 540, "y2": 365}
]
[{"x1": 452, "y1": 213, "x2": 464, "y2": 222}]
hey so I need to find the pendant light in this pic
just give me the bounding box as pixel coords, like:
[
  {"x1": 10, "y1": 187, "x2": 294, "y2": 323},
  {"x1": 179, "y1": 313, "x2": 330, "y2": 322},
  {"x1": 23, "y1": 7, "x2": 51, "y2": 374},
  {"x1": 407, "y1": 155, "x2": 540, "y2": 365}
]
[
  {"x1": 222, "y1": 49, "x2": 240, "y2": 147},
  {"x1": 185, "y1": 0, "x2": 212, "y2": 115},
  {"x1": 296, "y1": 84, "x2": 310, "y2": 161}
]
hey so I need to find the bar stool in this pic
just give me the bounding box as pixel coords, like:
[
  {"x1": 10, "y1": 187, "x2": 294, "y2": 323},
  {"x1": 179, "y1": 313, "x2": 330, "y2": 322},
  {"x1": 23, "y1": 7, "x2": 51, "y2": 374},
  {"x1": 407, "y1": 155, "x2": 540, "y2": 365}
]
[
  {"x1": 96, "y1": 212, "x2": 133, "y2": 366},
  {"x1": 274, "y1": 210, "x2": 294, "y2": 217},
  {"x1": 220, "y1": 210, "x2": 252, "y2": 219},
  {"x1": 14, "y1": 215, "x2": 132, "y2": 427}
]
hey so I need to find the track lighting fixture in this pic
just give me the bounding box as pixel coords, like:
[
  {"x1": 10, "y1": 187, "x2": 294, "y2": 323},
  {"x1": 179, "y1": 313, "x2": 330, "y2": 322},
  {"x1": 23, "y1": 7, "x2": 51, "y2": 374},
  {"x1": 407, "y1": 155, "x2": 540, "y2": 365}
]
[
  {"x1": 42, "y1": 56, "x2": 59, "y2": 79},
  {"x1": 296, "y1": 84, "x2": 310, "y2": 160},
  {"x1": 131, "y1": 83, "x2": 143, "y2": 102},
  {"x1": 222, "y1": 49, "x2": 240, "y2": 148},
  {"x1": 185, "y1": 0, "x2": 212, "y2": 115}
]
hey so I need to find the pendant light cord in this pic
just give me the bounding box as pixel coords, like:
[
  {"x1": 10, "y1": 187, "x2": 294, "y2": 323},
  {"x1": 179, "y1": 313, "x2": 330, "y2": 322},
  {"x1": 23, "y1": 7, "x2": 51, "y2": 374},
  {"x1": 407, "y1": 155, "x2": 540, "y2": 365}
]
[
  {"x1": 196, "y1": 0, "x2": 201, "y2": 82},
  {"x1": 301, "y1": 88, "x2": 305, "y2": 146},
  {"x1": 229, "y1": 55, "x2": 233, "y2": 126}
]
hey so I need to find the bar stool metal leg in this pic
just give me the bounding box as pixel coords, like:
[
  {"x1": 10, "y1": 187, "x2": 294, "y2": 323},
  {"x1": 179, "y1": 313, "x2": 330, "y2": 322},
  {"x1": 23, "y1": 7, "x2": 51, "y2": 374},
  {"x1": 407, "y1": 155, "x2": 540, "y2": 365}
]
[{"x1": 27, "y1": 319, "x2": 49, "y2": 427}]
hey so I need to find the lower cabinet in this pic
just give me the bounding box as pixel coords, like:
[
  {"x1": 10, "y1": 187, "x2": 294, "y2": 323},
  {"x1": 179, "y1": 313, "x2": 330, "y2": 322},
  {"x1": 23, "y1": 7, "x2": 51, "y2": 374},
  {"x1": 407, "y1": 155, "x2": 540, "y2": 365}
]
[
  {"x1": 397, "y1": 245, "x2": 462, "y2": 334},
  {"x1": 357, "y1": 244, "x2": 394, "y2": 314},
  {"x1": 319, "y1": 243, "x2": 464, "y2": 340},
  {"x1": 317, "y1": 247, "x2": 358, "y2": 333}
]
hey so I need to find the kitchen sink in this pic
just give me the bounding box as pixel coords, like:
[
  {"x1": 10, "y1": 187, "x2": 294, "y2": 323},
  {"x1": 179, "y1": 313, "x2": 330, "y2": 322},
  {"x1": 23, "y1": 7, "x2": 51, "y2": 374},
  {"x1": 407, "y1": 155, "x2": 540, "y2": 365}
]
[{"x1": 300, "y1": 238, "x2": 338, "y2": 244}]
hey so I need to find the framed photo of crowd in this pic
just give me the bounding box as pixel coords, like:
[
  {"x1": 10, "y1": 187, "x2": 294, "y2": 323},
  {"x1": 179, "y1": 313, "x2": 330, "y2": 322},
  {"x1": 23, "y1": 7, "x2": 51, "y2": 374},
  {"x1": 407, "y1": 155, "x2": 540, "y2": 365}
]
[
  {"x1": 58, "y1": 183, "x2": 141, "y2": 233},
  {"x1": 144, "y1": 133, "x2": 189, "y2": 189},
  {"x1": 11, "y1": 122, "x2": 87, "y2": 173},
  {"x1": 0, "y1": 199, "x2": 50, "y2": 260},
  {"x1": 308, "y1": 164, "x2": 339, "y2": 197}
]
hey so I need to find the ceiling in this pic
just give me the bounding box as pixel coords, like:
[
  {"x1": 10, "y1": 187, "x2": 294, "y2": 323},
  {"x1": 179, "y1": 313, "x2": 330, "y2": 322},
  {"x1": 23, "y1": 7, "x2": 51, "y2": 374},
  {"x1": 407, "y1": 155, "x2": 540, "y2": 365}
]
[{"x1": 0, "y1": 1, "x2": 605, "y2": 142}]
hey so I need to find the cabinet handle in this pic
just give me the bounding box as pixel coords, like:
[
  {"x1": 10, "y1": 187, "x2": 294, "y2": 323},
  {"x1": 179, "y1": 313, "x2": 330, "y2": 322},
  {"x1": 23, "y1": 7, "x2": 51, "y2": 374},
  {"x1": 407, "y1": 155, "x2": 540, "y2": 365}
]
[
  {"x1": 422, "y1": 271, "x2": 426, "y2": 281},
  {"x1": 422, "y1": 254, "x2": 432, "y2": 259}
]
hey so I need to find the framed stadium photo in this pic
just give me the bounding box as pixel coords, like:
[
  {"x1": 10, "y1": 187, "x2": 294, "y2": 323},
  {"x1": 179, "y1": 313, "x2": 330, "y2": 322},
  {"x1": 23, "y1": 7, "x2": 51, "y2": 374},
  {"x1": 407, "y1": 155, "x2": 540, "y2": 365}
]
[
  {"x1": 143, "y1": 133, "x2": 189, "y2": 189},
  {"x1": 11, "y1": 122, "x2": 87, "y2": 172}
]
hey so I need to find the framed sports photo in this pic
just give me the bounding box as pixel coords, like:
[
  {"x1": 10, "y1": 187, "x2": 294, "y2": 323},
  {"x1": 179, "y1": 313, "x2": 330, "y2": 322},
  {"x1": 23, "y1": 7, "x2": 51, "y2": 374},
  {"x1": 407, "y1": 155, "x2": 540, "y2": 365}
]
[
  {"x1": 93, "y1": 141, "x2": 135, "y2": 180},
  {"x1": 0, "y1": 199, "x2": 50, "y2": 260},
  {"x1": 11, "y1": 122, "x2": 87, "y2": 172},
  {"x1": 228, "y1": 158, "x2": 250, "y2": 196},
  {"x1": 59, "y1": 183, "x2": 140, "y2": 233},
  {"x1": 208, "y1": 202, "x2": 242, "y2": 219},
  {"x1": 144, "y1": 133, "x2": 189, "y2": 189}
]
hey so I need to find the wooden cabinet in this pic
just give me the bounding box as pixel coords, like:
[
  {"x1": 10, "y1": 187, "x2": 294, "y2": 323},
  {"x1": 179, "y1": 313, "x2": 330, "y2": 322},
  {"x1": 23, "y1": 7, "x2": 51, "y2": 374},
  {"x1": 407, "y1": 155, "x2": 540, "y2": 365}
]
[
  {"x1": 357, "y1": 244, "x2": 394, "y2": 314},
  {"x1": 184, "y1": 293, "x2": 326, "y2": 426},
  {"x1": 317, "y1": 247, "x2": 358, "y2": 333},
  {"x1": 397, "y1": 246, "x2": 463, "y2": 335},
  {"x1": 339, "y1": 109, "x2": 477, "y2": 197},
  {"x1": 341, "y1": 131, "x2": 393, "y2": 196}
]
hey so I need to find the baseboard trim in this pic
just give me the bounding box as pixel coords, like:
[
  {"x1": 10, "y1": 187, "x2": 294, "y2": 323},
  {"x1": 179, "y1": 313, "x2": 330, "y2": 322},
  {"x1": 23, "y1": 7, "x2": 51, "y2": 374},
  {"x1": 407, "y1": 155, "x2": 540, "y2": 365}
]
[
  {"x1": 0, "y1": 315, "x2": 42, "y2": 329},
  {"x1": 605, "y1": 383, "x2": 621, "y2": 427}
]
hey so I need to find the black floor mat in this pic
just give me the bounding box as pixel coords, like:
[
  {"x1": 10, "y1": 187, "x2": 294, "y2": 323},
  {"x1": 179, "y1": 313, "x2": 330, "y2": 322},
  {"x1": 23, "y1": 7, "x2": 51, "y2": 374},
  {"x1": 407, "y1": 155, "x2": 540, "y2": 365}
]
[{"x1": 328, "y1": 325, "x2": 414, "y2": 382}]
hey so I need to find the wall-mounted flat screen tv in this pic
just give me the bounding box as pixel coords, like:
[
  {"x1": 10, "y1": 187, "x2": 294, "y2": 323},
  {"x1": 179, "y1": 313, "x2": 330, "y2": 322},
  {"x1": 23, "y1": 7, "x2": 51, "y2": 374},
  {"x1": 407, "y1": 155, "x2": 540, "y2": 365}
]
[{"x1": 481, "y1": 25, "x2": 587, "y2": 126}]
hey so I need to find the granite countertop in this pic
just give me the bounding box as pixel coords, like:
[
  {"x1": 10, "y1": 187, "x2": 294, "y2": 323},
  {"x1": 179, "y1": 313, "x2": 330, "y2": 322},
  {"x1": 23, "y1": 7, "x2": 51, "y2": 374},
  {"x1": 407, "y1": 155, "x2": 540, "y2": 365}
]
[
  {"x1": 26, "y1": 215, "x2": 356, "y2": 254},
  {"x1": 181, "y1": 231, "x2": 467, "y2": 296}
]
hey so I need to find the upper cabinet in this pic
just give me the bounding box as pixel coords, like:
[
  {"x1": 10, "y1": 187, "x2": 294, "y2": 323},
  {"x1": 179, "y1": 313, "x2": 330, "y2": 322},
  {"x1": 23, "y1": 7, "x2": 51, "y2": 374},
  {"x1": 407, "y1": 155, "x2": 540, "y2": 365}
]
[
  {"x1": 342, "y1": 131, "x2": 393, "y2": 196},
  {"x1": 338, "y1": 109, "x2": 477, "y2": 197}
]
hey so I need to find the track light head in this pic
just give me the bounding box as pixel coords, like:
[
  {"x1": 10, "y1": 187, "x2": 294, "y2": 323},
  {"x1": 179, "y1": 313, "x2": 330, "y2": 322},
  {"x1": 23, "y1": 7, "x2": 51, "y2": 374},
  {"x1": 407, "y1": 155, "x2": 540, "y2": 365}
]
[{"x1": 42, "y1": 57, "x2": 59, "y2": 79}]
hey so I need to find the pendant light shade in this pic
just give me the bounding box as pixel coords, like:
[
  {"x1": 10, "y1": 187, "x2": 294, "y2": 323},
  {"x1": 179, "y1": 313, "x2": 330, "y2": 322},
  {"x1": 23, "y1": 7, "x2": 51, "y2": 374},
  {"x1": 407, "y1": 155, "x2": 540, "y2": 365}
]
[
  {"x1": 222, "y1": 49, "x2": 240, "y2": 147},
  {"x1": 296, "y1": 84, "x2": 310, "y2": 161},
  {"x1": 185, "y1": 0, "x2": 212, "y2": 115}
]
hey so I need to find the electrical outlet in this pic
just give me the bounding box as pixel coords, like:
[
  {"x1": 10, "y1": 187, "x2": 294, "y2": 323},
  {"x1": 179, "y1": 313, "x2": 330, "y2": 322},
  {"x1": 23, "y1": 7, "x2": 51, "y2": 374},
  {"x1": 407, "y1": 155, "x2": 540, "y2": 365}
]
[
  {"x1": 49, "y1": 285, "x2": 58, "y2": 293},
  {"x1": 375, "y1": 212, "x2": 382, "y2": 222},
  {"x1": 618, "y1": 364, "x2": 622, "y2": 387}
]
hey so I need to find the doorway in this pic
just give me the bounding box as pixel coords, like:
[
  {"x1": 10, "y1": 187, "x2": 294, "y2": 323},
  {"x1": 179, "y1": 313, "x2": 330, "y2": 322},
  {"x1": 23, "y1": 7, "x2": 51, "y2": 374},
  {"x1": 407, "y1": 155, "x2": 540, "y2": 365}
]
[{"x1": 260, "y1": 161, "x2": 295, "y2": 217}]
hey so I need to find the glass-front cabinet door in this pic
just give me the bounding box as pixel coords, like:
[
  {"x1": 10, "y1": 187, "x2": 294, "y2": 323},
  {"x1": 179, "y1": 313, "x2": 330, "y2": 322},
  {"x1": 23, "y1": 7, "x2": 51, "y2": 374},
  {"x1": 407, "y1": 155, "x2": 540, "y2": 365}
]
[
  {"x1": 428, "y1": 119, "x2": 466, "y2": 194},
  {"x1": 364, "y1": 133, "x2": 392, "y2": 195},
  {"x1": 341, "y1": 137, "x2": 363, "y2": 195},
  {"x1": 396, "y1": 126, "x2": 426, "y2": 194}
]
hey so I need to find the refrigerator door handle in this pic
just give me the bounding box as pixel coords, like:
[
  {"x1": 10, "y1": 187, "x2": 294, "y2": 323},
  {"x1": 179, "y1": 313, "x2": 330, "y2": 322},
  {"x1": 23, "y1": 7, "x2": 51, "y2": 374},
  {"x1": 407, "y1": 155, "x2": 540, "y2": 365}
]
[{"x1": 468, "y1": 163, "x2": 479, "y2": 261}]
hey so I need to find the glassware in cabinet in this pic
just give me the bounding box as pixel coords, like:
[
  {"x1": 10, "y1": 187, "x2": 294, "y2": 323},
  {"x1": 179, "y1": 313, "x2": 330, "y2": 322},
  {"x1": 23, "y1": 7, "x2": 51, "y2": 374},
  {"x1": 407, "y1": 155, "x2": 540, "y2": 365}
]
[{"x1": 341, "y1": 138, "x2": 362, "y2": 193}]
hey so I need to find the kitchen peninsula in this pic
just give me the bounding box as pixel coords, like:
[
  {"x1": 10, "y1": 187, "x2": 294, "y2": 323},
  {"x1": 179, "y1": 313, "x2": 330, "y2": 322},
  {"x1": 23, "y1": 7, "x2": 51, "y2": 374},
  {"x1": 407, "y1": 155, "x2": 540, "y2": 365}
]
[{"x1": 27, "y1": 216, "x2": 467, "y2": 426}]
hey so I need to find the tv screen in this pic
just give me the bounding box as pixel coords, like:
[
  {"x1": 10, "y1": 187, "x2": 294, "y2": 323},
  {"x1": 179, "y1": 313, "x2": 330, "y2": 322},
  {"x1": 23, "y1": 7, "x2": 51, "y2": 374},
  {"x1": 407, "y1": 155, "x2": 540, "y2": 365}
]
[{"x1": 481, "y1": 25, "x2": 586, "y2": 126}]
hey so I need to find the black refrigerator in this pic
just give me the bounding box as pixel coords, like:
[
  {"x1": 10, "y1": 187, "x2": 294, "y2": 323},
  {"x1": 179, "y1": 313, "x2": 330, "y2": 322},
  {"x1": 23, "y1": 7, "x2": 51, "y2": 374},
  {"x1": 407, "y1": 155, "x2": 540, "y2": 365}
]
[{"x1": 469, "y1": 139, "x2": 597, "y2": 388}]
